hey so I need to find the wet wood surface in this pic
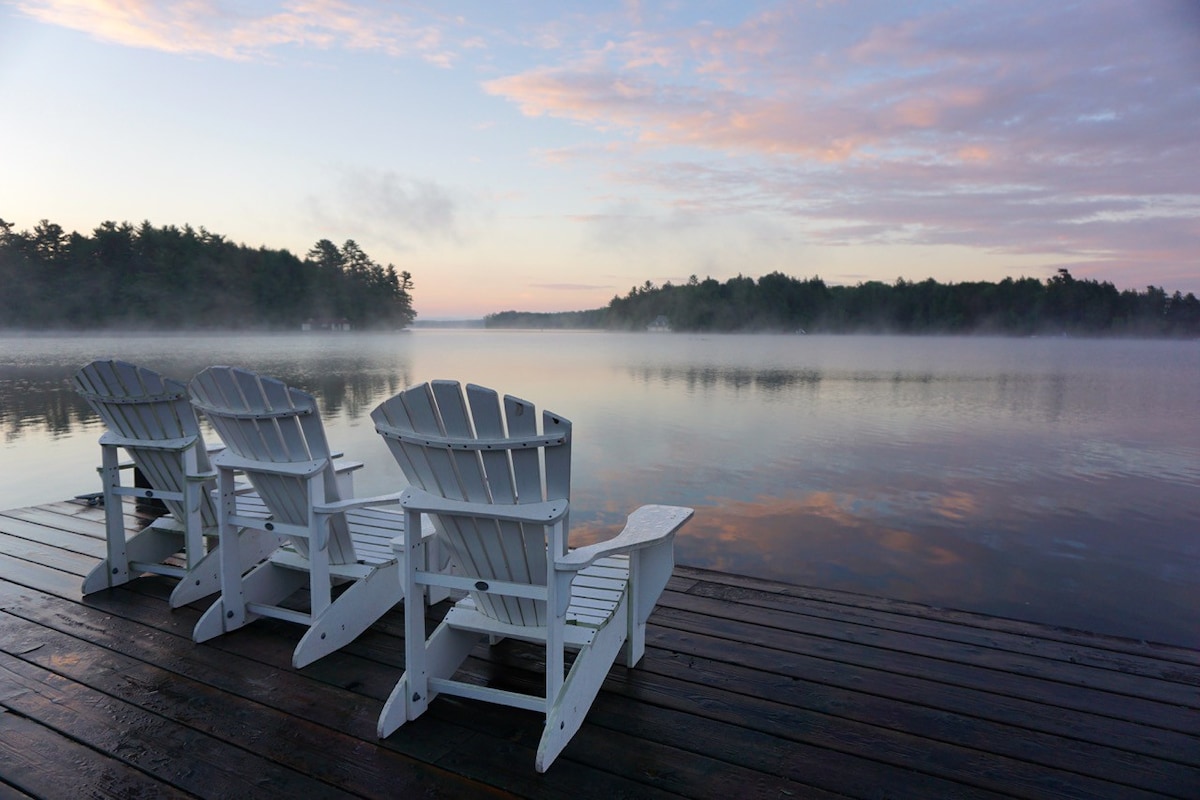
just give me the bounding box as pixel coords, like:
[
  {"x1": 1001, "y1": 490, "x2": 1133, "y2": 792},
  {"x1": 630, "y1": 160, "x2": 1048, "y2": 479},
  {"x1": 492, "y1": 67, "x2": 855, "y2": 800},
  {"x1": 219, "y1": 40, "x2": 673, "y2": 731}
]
[{"x1": 0, "y1": 499, "x2": 1196, "y2": 799}]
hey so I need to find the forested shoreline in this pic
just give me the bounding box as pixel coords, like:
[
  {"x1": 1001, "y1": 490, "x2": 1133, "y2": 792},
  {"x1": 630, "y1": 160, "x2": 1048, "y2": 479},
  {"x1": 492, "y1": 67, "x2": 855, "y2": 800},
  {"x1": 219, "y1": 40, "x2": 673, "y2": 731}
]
[
  {"x1": 5, "y1": 217, "x2": 1196, "y2": 336},
  {"x1": 489, "y1": 271, "x2": 1200, "y2": 336},
  {"x1": 0, "y1": 218, "x2": 415, "y2": 330}
]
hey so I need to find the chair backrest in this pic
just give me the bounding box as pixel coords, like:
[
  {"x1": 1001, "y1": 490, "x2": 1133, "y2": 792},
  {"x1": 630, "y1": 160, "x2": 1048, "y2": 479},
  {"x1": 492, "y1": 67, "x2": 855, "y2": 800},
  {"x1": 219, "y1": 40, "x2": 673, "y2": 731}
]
[
  {"x1": 188, "y1": 365, "x2": 356, "y2": 564},
  {"x1": 73, "y1": 359, "x2": 216, "y2": 527},
  {"x1": 372, "y1": 381, "x2": 571, "y2": 627}
]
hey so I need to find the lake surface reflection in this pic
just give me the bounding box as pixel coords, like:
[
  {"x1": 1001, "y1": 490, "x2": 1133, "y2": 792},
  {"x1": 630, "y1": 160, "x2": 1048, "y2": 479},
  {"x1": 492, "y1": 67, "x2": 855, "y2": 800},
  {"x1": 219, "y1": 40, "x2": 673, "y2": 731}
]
[{"x1": 2, "y1": 331, "x2": 1197, "y2": 647}]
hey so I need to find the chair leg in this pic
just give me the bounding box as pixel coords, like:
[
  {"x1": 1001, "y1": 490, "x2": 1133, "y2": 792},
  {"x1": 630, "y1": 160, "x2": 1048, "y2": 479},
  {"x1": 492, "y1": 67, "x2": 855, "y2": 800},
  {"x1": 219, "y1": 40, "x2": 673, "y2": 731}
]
[
  {"x1": 82, "y1": 519, "x2": 185, "y2": 595},
  {"x1": 89, "y1": 447, "x2": 131, "y2": 591},
  {"x1": 537, "y1": 597, "x2": 629, "y2": 773},
  {"x1": 620, "y1": 561, "x2": 646, "y2": 667},
  {"x1": 378, "y1": 620, "x2": 478, "y2": 738},
  {"x1": 192, "y1": 591, "x2": 230, "y2": 643},
  {"x1": 622, "y1": 615, "x2": 646, "y2": 668},
  {"x1": 81, "y1": 559, "x2": 120, "y2": 596},
  {"x1": 168, "y1": 527, "x2": 278, "y2": 608},
  {"x1": 192, "y1": 560, "x2": 308, "y2": 643},
  {"x1": 622, "y1": 538, "x2": 674, "y2": 666},
  {"x1": 378, "y1": 673, "x2": 414, "y2": 739},
  {"x1": 292, "y1": 562, "x2": 403, "y2": 669},
  {"x1": 167, "y1": 550, "x2": 219, "y2": 609}
]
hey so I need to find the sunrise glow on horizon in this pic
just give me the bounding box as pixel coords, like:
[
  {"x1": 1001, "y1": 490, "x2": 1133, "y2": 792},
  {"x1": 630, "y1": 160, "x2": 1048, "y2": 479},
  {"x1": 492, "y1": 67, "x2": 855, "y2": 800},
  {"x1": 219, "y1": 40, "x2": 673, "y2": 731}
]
[{"x1": 1, "y1": 1, "x2": 1197, "y2": 319}]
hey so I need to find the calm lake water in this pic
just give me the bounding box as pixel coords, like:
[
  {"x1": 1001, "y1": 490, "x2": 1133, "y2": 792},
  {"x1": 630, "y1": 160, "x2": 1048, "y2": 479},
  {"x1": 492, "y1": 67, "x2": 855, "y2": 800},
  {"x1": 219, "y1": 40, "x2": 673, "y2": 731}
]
[{"x1": 1, "y1": 331, "x2": 1197, "y2": 647}]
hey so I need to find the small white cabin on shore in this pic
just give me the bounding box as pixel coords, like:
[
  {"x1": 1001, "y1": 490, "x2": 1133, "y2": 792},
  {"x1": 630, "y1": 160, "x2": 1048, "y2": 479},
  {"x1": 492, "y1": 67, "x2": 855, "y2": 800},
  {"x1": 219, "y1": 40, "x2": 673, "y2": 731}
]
[{"x1": 301, "y1": 318, "x2": 352, "y2": 332}]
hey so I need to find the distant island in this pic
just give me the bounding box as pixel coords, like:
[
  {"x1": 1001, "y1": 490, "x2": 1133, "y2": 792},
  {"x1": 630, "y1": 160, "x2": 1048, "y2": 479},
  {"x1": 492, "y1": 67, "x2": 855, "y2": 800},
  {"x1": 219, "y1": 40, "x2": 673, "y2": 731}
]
[
  {"x1": 488, "y1": 271, "x2": 1200, "y2": 337},
  {"x1": 0, "y1": 218, "x2": 414, "y2": 330}
]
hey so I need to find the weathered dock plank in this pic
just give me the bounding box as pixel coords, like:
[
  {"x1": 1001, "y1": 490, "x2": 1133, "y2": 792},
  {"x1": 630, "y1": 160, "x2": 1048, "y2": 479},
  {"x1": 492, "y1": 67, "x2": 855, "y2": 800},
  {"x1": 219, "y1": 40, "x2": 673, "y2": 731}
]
[{"x1": 0, "y1": 499, "x2": 1196, "y2": 799}]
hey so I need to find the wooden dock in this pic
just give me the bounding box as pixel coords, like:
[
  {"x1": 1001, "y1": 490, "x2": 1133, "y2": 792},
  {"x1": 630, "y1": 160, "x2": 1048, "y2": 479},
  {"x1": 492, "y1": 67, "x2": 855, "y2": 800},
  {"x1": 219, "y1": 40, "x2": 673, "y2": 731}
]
[{"x1": 0, "y1": 499, "x2": 1196, "y2": 799}]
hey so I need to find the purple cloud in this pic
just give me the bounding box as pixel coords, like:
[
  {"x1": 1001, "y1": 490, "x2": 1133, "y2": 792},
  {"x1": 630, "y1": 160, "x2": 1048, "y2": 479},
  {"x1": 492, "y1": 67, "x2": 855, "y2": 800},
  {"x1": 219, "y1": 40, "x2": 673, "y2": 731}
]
[{"x1": 485, "y1": 0, "x2": 1200, "y2": 291}]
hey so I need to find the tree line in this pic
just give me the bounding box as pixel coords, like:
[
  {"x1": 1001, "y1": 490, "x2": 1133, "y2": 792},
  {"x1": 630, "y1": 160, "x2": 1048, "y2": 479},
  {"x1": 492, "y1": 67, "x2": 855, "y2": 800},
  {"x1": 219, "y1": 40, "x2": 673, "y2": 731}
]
[
  {"x1": 488, "y1": 270, "x2": 1200, "y2": 336},
  {"x1": 0, "y1": 218, "x2": 415, "y2": 330}
]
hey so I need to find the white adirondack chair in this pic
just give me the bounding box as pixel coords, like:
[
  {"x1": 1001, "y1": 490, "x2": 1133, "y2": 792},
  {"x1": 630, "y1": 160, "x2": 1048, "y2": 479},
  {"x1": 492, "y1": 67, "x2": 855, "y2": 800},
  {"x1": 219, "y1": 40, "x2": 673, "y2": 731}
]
[
  {"x1": 73, "y1": 359, "x2": 276, "y2": 607},
  {"x1": 372, "y1": 380, "x2": 693, "y2": 772},
  {"x1": 187, "y1": 365, "x2": 407, "y2": 669}
]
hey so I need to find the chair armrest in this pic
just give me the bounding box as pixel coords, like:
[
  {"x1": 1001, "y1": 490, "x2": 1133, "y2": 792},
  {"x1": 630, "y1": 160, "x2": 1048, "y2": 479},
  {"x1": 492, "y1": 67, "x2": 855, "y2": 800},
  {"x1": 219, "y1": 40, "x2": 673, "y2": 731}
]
[
  {"x1": 329, "y1": 450, "x2": 365, "y2": 468},
  {"x1": 211, "y1": 451, "x2": 325, "y2": 477},
  {"x1": 398, "y1": 486, "x2": 568, "y2": 525},
  {"x1": 555, "y1": 505, "x2": 693, "y2": 573},
  {"x1": 314, "y1": 491, "x2": 405, "y2": 514},
  {"x1": 100, "y1": 431, "x2": 199, "y2": 452},
  {"x1": 388, "y1": 516, "x2": 439, "y2": 557}
]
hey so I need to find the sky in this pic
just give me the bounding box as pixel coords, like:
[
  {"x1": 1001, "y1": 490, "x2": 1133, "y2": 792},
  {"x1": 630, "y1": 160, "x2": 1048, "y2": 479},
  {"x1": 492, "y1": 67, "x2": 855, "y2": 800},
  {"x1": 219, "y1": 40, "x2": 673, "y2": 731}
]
[{"x1": 1, "y1": 1, "x2": 1198, "y2": 319}]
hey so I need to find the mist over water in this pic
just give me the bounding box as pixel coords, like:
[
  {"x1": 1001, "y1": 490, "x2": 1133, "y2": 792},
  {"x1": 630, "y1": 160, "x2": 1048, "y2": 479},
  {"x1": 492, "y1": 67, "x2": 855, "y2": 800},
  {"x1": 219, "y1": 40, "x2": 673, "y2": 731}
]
[{"x1": 2, "y1": 330, "x2": 1197, "y2": 647}]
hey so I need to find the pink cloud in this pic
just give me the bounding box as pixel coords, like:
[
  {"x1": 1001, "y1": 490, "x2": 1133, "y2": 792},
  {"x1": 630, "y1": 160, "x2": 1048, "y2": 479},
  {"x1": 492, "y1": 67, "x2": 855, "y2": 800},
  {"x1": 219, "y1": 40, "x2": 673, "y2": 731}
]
[
  {"x1": 13, "y1": 0, "x2": 457, "y2": 63},
  {"x1": 483, "y1": 0, "x2": 1200, "y2": 291},
  {"x1": 13, "y1": 0, "x2": 1198, "y2": 294}
]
